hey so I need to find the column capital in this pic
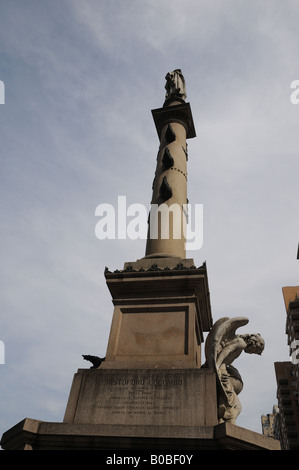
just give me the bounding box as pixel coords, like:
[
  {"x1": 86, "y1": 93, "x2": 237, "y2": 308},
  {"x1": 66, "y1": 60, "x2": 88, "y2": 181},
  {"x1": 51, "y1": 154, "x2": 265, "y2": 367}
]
[{"x1": 152, "y1": 102, "x2": 196, "y2": 140}]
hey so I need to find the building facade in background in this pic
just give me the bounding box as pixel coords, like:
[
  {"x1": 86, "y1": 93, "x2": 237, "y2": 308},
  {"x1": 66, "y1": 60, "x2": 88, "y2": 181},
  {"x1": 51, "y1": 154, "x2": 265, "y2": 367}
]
[
  {"x1": 269, "y1": 285, "x2": 299, "y2": 449},
  {"x1": 261, "y1": 405, "x2": 280, "y2": 439},
  {"x1": 274, "y1": 361, "x2": 299, "y2": 449}
]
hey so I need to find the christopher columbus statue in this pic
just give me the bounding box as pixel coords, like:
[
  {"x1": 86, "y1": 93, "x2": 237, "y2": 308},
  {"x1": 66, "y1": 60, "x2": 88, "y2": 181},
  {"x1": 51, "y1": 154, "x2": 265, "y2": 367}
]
[{"x1": 165, "y1": 69, "x2": 187, "y2": 101}]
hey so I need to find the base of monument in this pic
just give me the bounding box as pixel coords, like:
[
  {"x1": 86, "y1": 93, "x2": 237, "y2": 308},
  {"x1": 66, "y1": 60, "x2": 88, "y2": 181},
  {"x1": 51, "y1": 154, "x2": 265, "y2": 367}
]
[
  {"x1": 1, "y1": 368, "x2": 280, "y2": 450},
  {"x1": 0, "y1": 418, "x2": 280, "y2": 450}
]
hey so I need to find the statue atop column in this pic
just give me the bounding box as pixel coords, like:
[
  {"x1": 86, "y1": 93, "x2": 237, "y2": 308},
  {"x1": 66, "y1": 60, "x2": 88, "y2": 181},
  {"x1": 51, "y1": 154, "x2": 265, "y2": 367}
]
[{"x1": 165, "y1": 69, "x2": 187, "y2": 101}]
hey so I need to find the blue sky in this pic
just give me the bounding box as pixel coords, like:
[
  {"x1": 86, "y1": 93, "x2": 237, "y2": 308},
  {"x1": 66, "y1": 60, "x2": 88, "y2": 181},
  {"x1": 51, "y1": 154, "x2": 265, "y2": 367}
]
[{"x1": 0, "y1": 0, "x2": 299, "y2": 439}]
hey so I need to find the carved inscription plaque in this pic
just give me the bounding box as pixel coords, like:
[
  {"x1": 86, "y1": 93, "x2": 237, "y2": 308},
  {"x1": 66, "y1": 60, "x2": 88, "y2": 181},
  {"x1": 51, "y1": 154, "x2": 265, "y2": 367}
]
[
  {"x1": 97, "y1": 375, "x2": 181, "y2": 423},
  {"x1": 72, "y1": 369, "x2": 217, "y2": 427}
]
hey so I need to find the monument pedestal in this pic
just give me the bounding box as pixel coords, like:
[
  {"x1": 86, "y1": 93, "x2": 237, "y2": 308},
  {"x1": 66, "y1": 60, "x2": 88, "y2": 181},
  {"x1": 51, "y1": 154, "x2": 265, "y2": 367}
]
[
  {"x1": 0, "y1": 72, "x2": 281, "y2": 451},
  {"x1": 0, "y1": 260, "x2": 280, "y2": 450},
  {"x1": 63, "y1": 368, "x2": 218, "y2": 427},
  {"x1": 0, "y1": 368, "x2": 280, "y2": 450},
  {"x1": 102, "y1": 258, "x2": 212, "y2": 370}
]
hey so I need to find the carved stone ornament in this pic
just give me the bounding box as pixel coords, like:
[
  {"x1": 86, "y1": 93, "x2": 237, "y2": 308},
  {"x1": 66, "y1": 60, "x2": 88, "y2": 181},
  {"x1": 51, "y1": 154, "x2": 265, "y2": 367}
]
[
  {"x1": 162, "y1": 147, "x2": 174, "y2": 170},
  {"x1": 204, "y1": 317, "x2": 265, "y2": 424},
  {"x1": 159, "y1": 175, "x2": 173, "y2": 201},
  {"x1": 82, "y1": 355, "x2": 105, "y2": 368},
  {"x1": 165, "y1": 124, "x2": 176, "y2": 144}
]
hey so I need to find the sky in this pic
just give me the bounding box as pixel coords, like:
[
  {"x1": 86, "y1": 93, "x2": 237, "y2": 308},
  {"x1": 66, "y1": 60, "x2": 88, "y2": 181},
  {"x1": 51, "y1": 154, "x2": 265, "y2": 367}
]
[{"x1": 0, "y1": 0, "x2": 299, "y2": 441}]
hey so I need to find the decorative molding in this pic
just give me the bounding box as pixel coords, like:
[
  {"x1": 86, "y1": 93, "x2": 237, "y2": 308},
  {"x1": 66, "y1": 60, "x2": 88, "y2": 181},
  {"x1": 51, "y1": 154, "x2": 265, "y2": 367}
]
[
  {"x1": 169, "y1": 166, "x2": 187, "y2": 180},
  {"x1": 151, "y1": 102, "x2": 196, "y2": 140},
  {"x1": 105, "y1": 261, "x2": 206, "y2": 275}
]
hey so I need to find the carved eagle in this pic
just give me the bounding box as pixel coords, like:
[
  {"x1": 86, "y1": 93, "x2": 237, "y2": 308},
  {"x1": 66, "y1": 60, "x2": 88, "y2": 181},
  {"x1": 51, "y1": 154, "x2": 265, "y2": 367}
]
[{"x1": 82, "y1": 355, "x2": 105, "y2": 368}]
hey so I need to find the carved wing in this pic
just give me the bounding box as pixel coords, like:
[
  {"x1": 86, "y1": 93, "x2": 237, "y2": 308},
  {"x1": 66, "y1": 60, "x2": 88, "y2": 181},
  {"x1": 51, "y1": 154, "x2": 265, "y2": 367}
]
[
  {"x1": 204, "y1": 317, "x2": 229, "y2": 369},
  {"x1": 204, "y1": 316, "x2": 249, "y2": 370}
]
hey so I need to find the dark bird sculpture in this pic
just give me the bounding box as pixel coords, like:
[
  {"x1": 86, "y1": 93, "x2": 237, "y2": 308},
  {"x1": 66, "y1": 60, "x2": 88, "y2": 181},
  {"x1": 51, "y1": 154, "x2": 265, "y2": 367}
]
[{"x1": 82, "y1": 355, "x2": 105, "y2": 368}]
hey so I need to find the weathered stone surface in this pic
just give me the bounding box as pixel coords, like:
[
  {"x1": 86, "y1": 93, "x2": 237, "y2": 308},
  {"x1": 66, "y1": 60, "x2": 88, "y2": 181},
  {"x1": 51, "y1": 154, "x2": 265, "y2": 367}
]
[
  {"x1": 0, "y1": 417, "x2": 281, "y2": 450},
  {"x1": 63, "y1": 368, "x2": 218, "y2": 428},
  {"x1": 103, "y1": 259, "x2": 212, "y2": 370}
]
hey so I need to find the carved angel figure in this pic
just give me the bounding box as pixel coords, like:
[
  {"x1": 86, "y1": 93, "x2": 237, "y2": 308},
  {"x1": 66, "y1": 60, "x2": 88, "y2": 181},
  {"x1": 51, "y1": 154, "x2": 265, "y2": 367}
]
[
  {"x1": 165, "y1": 69, "x2": 187, "y2": 101},
  {"x1": 204, "y1": 317, "x2": 265, "y2": 424}
]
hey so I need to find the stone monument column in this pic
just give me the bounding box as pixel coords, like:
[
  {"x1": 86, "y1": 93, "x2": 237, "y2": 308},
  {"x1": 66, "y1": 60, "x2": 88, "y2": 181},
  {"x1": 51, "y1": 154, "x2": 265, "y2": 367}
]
[
  {"x1": 145, "y1": 69, "x2": 196, "y2": 259},
  {"x1": 100, "y1": 70, "x2": 209, "y2": 371},
  {"x1": 0, "y1": 70, "x2": 280, "y2": 451}
]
